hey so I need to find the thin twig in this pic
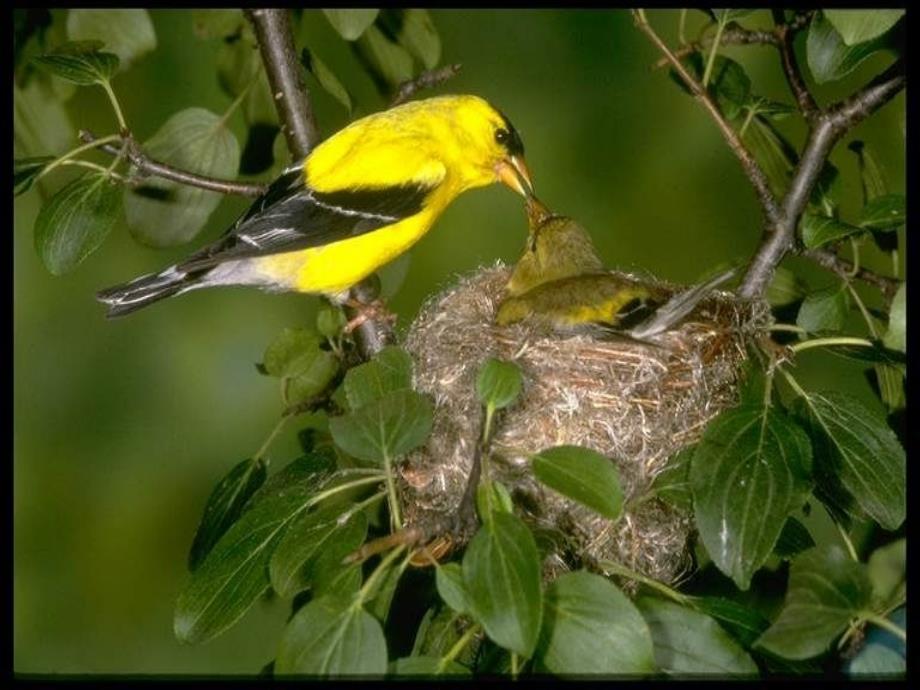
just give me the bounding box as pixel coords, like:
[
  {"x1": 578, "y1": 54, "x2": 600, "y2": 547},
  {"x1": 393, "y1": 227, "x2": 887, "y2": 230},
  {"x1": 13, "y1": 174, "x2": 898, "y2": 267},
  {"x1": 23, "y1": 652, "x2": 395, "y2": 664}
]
[
  {"x1": 773, "y1": 11, "x2": 818, "y2": 120},
  {"x1": 78, "y1": 130, "x2": 266, "y2": 197},
  {"x1": 244, "y1": 9, "x2": 319, "y2": 159},
  {"x1": 633, "y1": 10, "x2": 782, "y2": 227},
  {"x1": 800, "y1": 248, "x2": 900, "y2": 301},
  {"x1": 653, "y1": 24, "x2": 779, "y2": 69},
  {"x1": 390, "y1": 64, "x2": 463, "y2": 107},
  {"x1": 739, "y1": 59, "x2": 905, "y2": 298}
]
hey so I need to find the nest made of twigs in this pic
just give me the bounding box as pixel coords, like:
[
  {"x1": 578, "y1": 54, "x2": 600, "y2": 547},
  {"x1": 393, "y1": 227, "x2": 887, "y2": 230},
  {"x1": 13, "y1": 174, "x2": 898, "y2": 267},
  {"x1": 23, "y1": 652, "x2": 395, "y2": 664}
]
[{"x1": 398, "y1": 264, "x2": 770, "y2": 587}]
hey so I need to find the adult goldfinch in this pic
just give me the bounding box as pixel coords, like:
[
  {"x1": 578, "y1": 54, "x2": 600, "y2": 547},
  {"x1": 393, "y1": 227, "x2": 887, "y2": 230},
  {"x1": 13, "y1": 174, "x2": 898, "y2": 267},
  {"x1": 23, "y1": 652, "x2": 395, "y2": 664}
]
[{"x1": 97, "y1": 95, "x2": 533, "y2": 317}]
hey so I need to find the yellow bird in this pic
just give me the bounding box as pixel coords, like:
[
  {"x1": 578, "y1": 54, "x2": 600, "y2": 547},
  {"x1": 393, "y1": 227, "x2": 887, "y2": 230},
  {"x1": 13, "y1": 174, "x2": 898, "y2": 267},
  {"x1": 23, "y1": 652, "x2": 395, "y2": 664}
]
[
  {"x1": 497, "y1": 199, "x2": 736, "y2": 338},
  {"x1": 505, "y1": 196, "x2": 603, "y2": 297},
  {"x1": 97, "y1": 95, "x2": 534, "y2": 317}
]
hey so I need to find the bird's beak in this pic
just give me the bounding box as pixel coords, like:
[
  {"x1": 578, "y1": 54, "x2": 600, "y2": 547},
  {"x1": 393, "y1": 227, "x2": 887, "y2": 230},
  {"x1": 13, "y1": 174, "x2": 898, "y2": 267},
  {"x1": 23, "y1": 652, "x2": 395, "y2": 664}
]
[
  {"x1": 496, "y1": 155, "x2": 534, "y2": 197},
  {"x1": 525, "y1": 195, "x2": 553, "y2": 226}
]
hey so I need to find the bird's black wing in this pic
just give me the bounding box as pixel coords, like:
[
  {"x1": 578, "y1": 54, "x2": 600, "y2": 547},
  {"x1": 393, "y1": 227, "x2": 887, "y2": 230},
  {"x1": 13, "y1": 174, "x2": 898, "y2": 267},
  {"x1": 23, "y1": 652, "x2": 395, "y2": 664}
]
[{"x1": 178, "y1": 167, "x2": 435, "y2": 272}]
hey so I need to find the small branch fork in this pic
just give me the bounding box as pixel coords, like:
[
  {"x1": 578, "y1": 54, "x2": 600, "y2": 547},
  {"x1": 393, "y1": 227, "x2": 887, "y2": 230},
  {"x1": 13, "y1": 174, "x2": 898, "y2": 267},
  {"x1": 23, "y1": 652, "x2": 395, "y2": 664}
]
[{"x1": 633, "y1": 9, "x2": 905, "y2": 301}]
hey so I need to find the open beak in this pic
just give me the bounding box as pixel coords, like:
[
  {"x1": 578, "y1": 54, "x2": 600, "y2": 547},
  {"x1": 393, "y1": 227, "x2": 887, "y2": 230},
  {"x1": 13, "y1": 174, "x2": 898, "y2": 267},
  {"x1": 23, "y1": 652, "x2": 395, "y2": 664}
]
[
  {"x1": 496, "y1": 155, "x2": 534, "y2": 197},
  {"x1": 525, "y1": 195, "x2": 553, "y2": 227}
]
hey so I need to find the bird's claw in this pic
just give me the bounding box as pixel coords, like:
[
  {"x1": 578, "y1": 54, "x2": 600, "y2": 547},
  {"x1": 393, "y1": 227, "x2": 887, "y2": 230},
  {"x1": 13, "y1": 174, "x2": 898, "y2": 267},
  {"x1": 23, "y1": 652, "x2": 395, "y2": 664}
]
[{"x1": 343, "y1": 298, "x2": 396, "y2": 335}]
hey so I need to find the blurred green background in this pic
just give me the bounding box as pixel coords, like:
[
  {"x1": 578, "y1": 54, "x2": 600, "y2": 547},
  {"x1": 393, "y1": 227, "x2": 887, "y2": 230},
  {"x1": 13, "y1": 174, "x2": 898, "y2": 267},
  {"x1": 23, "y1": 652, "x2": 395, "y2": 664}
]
[{"x1": 14, "y1": 9, "x2": 904, "y2": 674}]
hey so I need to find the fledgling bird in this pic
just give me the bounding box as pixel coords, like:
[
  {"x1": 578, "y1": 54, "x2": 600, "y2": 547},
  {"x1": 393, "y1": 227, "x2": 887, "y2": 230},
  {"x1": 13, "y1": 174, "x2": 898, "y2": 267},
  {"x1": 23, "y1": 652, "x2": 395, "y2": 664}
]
[
  {"x1": 97, "y1": 95, "x2": 534, "y2": 318},
  {"x1": 497, "y1": 199, "x2": 736, "y2": 338}
]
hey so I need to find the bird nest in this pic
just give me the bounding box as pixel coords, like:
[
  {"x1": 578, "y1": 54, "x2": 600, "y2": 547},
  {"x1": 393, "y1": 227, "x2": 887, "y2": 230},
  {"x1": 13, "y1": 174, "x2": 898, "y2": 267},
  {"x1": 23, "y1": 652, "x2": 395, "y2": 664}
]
[{"x1": 398, "y1": 264, "x2": 770, "y2": 588}]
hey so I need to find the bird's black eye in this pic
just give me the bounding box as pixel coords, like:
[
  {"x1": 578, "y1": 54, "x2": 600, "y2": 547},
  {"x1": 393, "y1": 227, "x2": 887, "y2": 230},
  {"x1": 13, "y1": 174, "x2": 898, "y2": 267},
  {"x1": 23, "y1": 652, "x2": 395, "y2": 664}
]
[{"x1": 495, "y1": 128, "x2": 509, "y2": 145}]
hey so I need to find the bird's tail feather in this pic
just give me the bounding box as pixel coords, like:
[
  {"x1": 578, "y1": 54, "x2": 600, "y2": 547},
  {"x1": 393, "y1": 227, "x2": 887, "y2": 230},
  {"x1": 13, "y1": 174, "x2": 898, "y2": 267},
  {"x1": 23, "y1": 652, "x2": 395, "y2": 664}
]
[{"x1": 96, "y1": 266, "x2": 196, "y2": 318}]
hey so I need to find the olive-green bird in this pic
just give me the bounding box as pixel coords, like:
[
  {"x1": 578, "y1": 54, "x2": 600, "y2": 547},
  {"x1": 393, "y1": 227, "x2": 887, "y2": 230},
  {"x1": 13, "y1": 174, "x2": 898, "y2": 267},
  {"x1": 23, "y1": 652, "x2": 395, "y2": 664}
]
[{"x1": 497, "y1": 198, "x2": 736, "y2": 338}]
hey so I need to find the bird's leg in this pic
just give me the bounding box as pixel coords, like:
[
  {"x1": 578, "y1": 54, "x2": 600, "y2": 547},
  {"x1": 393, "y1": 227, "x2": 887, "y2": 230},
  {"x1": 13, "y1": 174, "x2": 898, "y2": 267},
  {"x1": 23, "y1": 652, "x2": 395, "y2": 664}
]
[{"x1": 342, "y1": 296, "x2": 397, "y2": 335}]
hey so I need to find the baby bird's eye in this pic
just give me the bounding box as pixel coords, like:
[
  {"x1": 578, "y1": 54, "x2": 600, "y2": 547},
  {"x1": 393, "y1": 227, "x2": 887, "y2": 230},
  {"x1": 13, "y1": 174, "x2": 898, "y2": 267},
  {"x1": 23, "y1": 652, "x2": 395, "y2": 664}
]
[{"x1": 494, "y1": 128, "x2": 509, "y2": 145}]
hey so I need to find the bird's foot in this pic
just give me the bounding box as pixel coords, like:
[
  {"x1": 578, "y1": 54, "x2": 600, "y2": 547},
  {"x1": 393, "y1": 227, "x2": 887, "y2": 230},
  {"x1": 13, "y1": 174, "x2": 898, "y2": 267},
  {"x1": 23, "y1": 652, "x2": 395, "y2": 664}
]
[{"x1": 342, "y1": 297, "x2": 396, "y2": 335}]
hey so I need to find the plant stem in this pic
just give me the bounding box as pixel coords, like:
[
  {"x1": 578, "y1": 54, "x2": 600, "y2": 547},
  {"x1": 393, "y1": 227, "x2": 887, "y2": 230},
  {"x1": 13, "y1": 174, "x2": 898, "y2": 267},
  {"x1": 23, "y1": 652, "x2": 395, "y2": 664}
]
[
  {"x1": 36, "y1": 133, "x2": 122, "y2": 182},
  {"x1": 789, "y1": 336, "x2": 874, "y2": 354},
  {"x1": 382, "y1": 450, "x2": 403, "y2": 531},
  {"x1": 834, "y1": 520, "x2": 860, "y2": 561},
  {"x1": 254, "y1": 414, "x2": 291, "y2": 461},
  {"x1": 599, "y1": 559, "x2": 691, "y2": 605},
  {"x1": 438, "y1": 622, "x2": 481, "y2": 672},
  {"x1": 355, "y1": 543, "x2": 407, "y2": 607},
  {"x1": 100, "y1": 79, "x2": 128, "y2": 132},
  {"x1": 701, "y1": 14, "x2": 727, "y2": 88},
  {"x1": 306, "y1": 472, "x2": 386, "y2": 507},
  {"x1": 845, "y1": 281, "x2": 879, "y2": 339},
  {"x1": 677, "y1": 8, "x2": 687, "y2": 45},
  {"x1": 56, "y1": 159, "x2": 127, "y2": 181},
  {"x1": 511, "y1": 652, "x2": 520, "y2": 679},
  {"x1": 769, "y1": 323, "x2": 807, "y2": 334},
  {"x1": 861, "y1": 612, "x2": 907, "y2": 642}
]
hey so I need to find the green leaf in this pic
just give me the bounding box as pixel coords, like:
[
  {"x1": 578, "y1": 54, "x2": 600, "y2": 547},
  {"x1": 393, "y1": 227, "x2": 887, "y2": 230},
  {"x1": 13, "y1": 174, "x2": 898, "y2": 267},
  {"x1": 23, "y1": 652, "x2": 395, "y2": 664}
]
[
  {"x1": 316, "y1": 303, "x2": 347, "y2": 339},
  {"x1": 685, "y1": 596, "x2": 771, "y2": 649},
  {"x1": 824, "y1": 10, "x2": 904, "y2": 46},
  {"x1": 354, "y1": 24, "x2": 415, "y2": 90},
  {"x1": 475, "y1": 357, "x2": 523, "y2": 412},
  {"x1": 755, "y1": 545, "x2": 872, "y2": 659},
  {"x1": 365, "y1": 550, "x2": 404, "y2": 622},
  {"x1": 792, "y1": 391, "x2": 905, "y2": 530},
  {"x1": 638, "y1": 598, "x2": 758, "y2": 675},
  {"x1": 649, "y1": 448, "x2": 693, "y2": 511},
  {"x1": 14, "y1": 156, "x2": 54, "y2": 196},
  {"x1": 216, "y1": 30, "x2": 277, "y2": 128},
  {"x1": 806, "y1": 12, "x2": 893, "y2": 84},
  {"x1": 14, "y1": 77, "x2": 74, "y2": 158},
  {"x1": 882, "y1": 283, "x2": 905, "y2": 353},
  {"x1": 773, "y1": 516, "x2": 815, "y2": 561},
  {"x1": 310, "y1": 512, "x2": 368, "y2": 599},
  {"x1": 859, "y1": 194, "x2": 905, "y2": 231},
  {"x1": 393, "y1": 9, "x2": 441, "y2": 69},
  {"x1": 67, "y1": 9, "x2": 156, "y2": 71},
  {"x1": 848, "y1": 140, "x2": 888, "y2": 203},
  {"x1": 531, "y1": 445, "x2": 623, "y2": 521},
  {"x1": 269, "y1": 502, "x2": 362, "y2": 598},
  {"x1": 796, "y1": 286, "x2": 848, "y2": 333},
  {"x1": 301, "y1": 47, "x2": 352, "y2": 112},
  {"x1": 33, "y1": 41, "x2": 119, "y2": 85},
  {"x1": 537, "y1": 571, "x2": 656, "y2": 674},
  {"x1": 411, "y1": 607, "x2": 467, "y2": 660},
  {"x1": 475, "y1": 479, "x2": 514, "y2": 523},
  {"x1": 766, "y1": 267, "x2": 807, "y2": 307},
  {"x1": 329, "y1": 389, "x2": 433, "y2": 465},
  {"x1": 690, "y1": 404, "x2": 812, "y2": 590},
  {"x1": 276, "y1": 594, "x2": 387, "y2": 676},
  {"x1": 743, "y1": 115, "x2": 796, "y2": 197},
  {"x1": 463, "y1": 512, "x2": 542, "y2": 657},
  {"x1": 124, "y1": 108, "x2": 240, "y2": 247},
  {"x1": 343, "y1": 346, "x2": 413, "y2": 410},
  {"x1": 866, "y1": 539, "x2": 905, "y2": 609},
  {"x1": 389, "y1": 656, "x2": 469, "y2": 676},
  {"x1": 192, "y1": 9, "x2": 243, "y2": 39},
  {"x1": 800, "y1": 211, "x2": 865, "y2": 249},
  {"x1": 175, "y1": 491, "x2": 307, "y2": 644},
  {"x1": 674, "y1": 53, "x2": 750, "y2": 120},
  {"x1": 244, "y1": 453, "x2": 337, "y2": 510},
  {"x1": 263, "y1": 328, "x2": 321, "y2": 378},
  {"x1": 34, "y1": 172, "x2": 122, "y2": 275},
  {"x1": 435, "y1": 562, "x2": 471, "y2": 615},
  {"x1": 323, "y1": 9, "x2": 379, "y2": 41},
  {"x1": 188, "y1": 457, "x2": 267, "y2": 571}
]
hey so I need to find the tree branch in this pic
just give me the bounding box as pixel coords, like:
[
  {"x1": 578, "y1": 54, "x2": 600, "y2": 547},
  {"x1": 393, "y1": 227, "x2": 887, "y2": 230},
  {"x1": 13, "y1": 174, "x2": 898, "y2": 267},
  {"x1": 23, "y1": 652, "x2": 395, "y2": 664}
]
[
  {"x1": 633, "y1": 10, "x2": 782, "y2": 226},
  {"x1": 800, "y1": 248, "x2": 900, "y2": 301},
  {"x1": 738, "y1": 59, "x2": 905, "y2": 298},
  {"x1": 245, "y1": 9, "x2": 393, "y2": 358},
  {"x1": 78, "y1": 129, "x2": 266, "y2": 198},
  {"x1": 653, "y1": 23, "x2": 779, "y2": 69},
  {"x1": 773, "y1": 11, "x2": 818, "y2": 120},
  {"x1": 390, "y1": 64, "x2": 462, "y2": 107},
  {"x1": 244, "y1": 9, "x2": 319, "y2": 159}
]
